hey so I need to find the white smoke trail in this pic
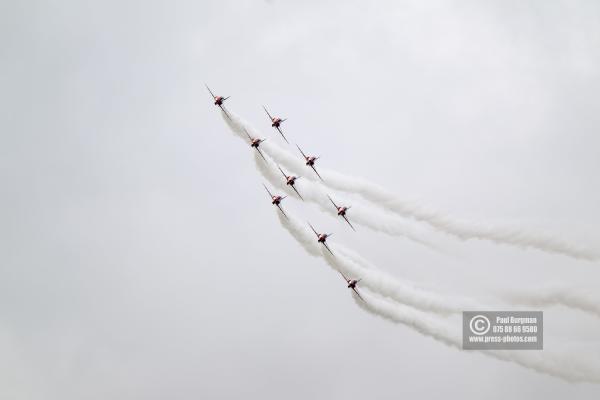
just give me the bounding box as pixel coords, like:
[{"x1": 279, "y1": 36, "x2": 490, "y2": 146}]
[
  {"x1": 237, "y1": 114, "x2": 600, "y2": 317},
  {"x1": 222, "y1": 112, "x2": 598, "y2": 261},
  {"x1": 501, "y1": 285, "x2": 600, "y2": 318},
  {"x1": 261, "y1": 139, "x2": 598, "y2": 261},
  {"x1": 221, "y1": 110, "x2": 600, "y2": 382},
  {"x1": 276, "y1": 210, "x2": 475, "y2": 315},
  {"x1": 253, "y1": 152, "x2": 440, "y2": 250},
  {"x1": 275, "y1": 207, "x2": 600, "y2": 382},
  {"x1": 224, "y1": 110, "x2": 440, "y2": 250},
  {"x1": 355, "y1": 291, "x2": 600, "y2": 383},
  {"x1": 354, "y1": 290, "x2": 460, "y2": 347}
]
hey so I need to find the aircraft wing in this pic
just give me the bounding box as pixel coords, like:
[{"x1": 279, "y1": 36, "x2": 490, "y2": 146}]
[
  {"x1": 243, "y1": 128, "x2": 253, "y2": 141},
  {"x1": 205, "y1": 84, "x2": 216, "y2": 98},
  {"x1": 307, "y1": 222, "x2": 319, "y2": 237},
  {"x1": 343, "y1": 215, "x2": 356, "y2": 231},
  {"x1": 256, "y1": 148, "x2": 267, "y2": 162},
  {"x1": 276, "y1": 204, "x2": 287, "y2": 218},
  {"x1": 219, "y1": 105, "x2": 231, "y2": 120},
  {"x1": 311, "y1": 165, "x2": 324, "y2": 181},
  {"x1": 263, "y1": 184, "x2": 273, "y2": 199},
  {"x1": 263, "y1": 105, "x2": 273, "y2": 120},
  {"x1": 338, "y1": 271, "x2": 350, "y2": 283},
  {"x1": 327, "y1": 195, "x2": 338, "y2": 209},
  {"x1": 291, "y1": 185, "x2": 304, "y2": 201},
  {"x1": 276, "y1": 126, "x2": 289, "y2": 143},
  {"x1": 277, "y1": 164, "x2": 288, "y2": 179},
  {"x1": 352, "y1": 288, "x2": 364, "y2": 302},
  {"x1": 322, "y1": 242, "x2": 334, "y2": 256},
  {"x1": 296, "y1": 144, "x2": 307, "y2": 159}
]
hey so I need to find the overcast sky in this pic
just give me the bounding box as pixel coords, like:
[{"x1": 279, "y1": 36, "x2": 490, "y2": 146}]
[{"x1": 1, "y1": 0, "x2": 600, "y2": 399}]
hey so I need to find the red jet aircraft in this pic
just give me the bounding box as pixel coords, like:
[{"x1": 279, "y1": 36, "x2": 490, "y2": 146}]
[
  {"x1": 277, "y1": 165, "x2": 303, "y2": 200},
  {"x1": 308, "y1": 222, "x2": 334, "y2": 255},
  {"x1": 296, "y1": 145, "x2": 323, "y2": 181},
  {"x1": 340, "y1": 272, "x2": 364, "y2": 301},
  {"x1": 263, "y1": 184, "x2": 287, "y2": 217},
  {"x1": 205, "y1": 84, "x2": 230, "y2": 118},
  {"x1": 244, "y1": 128, "x2": 267, "y2": 162},
  {"x1": 327, "y1": 195, "x2": 355, "y2": 231},
  {"x1": 263, "y1": 106, "x2": 289, "y2": 143}
]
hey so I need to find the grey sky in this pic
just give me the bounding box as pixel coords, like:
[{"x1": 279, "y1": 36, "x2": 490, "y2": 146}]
[{"x1": 1, "y1": 0, "x2": 599, "y2": 399}]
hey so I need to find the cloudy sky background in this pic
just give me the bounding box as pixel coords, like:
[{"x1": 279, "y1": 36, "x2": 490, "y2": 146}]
[{"x1": 1, "y1": 0, "x2": 600, "y2": 398}]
